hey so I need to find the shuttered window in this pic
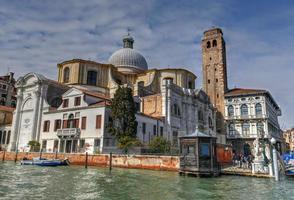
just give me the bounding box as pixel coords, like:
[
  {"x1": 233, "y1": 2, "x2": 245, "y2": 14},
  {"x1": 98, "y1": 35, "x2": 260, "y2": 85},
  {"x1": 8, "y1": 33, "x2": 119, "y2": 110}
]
[
  {"x1": 54, "y1": 119, "x2": 61, "y2": 131},
  {"x1": 63, "y1": 120, "x2": 67, "y2": 128},
  {"x1": 74, "y1": 96, "x2": 81, "y2": 106},
  {"x1": 81, "y1": 117, "x2": 87, "y2": 130},
  {"x1": 96, "y1": 115, "x2": 102, "y2": 129},
  {"x1": 43, "y1": 120, "x2": 50, "y2": 132},
  {"x1": 63, "y1": 99, "x2": 69, "y2": 108}
]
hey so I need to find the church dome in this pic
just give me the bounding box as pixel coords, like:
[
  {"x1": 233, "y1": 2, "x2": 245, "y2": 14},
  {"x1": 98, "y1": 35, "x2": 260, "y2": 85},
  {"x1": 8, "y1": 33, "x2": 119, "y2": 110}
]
[{"x1": 109, "y1": 34, "x2": 148, "y2": 73}]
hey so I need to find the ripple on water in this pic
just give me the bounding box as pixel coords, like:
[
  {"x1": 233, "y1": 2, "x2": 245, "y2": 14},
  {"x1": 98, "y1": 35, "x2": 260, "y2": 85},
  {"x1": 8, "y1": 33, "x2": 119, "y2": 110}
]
[{"x1": 0, "y1": 162, "x2": 294, "y2": 200}]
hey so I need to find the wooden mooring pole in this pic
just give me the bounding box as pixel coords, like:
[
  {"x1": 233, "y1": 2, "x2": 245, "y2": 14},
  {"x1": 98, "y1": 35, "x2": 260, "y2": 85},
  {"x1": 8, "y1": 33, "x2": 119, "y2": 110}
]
[
  {"x1": 15, "y1": 150, "x2": 18, "y2": 163},
  {"x1": 2, "y1": 150, "x2": 5, "y2": 162},
  {"x1": 109, "y1": 152, "x2": 112, "y2": 171},
  {"x1": 39, "y1": 148, "x2": 43, "y2": 159},
  {"x1": 85, "y1": 152, "x2": 88, "y2": 169}
]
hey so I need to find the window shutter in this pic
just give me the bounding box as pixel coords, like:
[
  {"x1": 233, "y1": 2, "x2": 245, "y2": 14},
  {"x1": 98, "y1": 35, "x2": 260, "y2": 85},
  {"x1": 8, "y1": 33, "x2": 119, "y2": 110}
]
[
  {"x1": 75, "y1": 119, "x2": 79, "y2": 128},
  {"x1": 96, "y1": 115, "x2": 102, "y2": 129},
  {"x1": 82, "y1": 117, "x2": 87, "y2": 130},
  {"x1": 63, "y1": 120, "x2": 67, "y2": 128}
]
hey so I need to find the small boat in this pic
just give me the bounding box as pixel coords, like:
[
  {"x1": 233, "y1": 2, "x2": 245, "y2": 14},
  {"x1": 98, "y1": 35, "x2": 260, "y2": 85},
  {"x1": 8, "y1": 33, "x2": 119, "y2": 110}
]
[
  {"x1": 283, "y1": 151, "x2": 294, "y2": 177},
  {"x1": 21, "y1": 157, "x2": 70, "y2": 167},
  {"x1": 285, "y1": 165, "x2": 294, "y2": 176}
]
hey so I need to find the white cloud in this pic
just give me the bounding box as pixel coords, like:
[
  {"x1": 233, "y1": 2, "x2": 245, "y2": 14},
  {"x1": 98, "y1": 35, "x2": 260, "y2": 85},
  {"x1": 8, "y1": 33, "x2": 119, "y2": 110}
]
[{"x1": 0, "y1": 0, "x2": 293, "y2": 128}]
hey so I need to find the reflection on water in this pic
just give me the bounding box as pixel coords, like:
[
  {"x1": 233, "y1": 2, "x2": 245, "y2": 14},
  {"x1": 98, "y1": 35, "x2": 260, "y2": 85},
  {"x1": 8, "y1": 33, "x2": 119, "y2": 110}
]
[{"x1": 0, "y1": 162, "x2": 293, "y2": 200}]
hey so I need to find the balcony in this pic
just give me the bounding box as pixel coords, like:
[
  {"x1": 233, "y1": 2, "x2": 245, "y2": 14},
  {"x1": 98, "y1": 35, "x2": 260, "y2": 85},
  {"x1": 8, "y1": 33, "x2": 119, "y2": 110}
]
[
  {"x1": 226, "y1": 114, "x2": 268, "y2": 121},
  {"x1": 57, "y1": 128, "x2": 81, "y2": 138},
  {"x1": 227, "y1": 133, "x2": 258, "y2": 139}
]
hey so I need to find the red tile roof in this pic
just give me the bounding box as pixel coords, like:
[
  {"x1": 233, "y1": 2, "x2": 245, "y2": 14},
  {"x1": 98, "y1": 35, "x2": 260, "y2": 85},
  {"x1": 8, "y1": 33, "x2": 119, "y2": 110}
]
[{"x1": 0, "y1": 105, "x2": 15, "y2": 112}]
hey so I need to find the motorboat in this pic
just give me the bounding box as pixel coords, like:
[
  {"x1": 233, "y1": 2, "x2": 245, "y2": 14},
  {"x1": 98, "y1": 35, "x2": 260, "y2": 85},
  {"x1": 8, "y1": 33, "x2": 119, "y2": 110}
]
[
  {"x1": 283, "y1": 151, "x2": 294, "y2": 177},
  {"x1": 21, "y1": 157, "x2": 70, "y2": 167}
]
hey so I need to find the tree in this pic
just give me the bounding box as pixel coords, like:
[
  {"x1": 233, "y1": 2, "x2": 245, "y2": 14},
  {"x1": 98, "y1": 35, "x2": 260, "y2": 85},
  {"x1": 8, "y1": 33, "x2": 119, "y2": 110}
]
[
  {"x1": 149, "y1": 136, "x2": 171, "y2": 154},
  {"x1": 107, "y1": 86, "x2": 138, "y2": 153},
  {"x1": 28, "y1": 140, "x2": 40, "y2": 152}
]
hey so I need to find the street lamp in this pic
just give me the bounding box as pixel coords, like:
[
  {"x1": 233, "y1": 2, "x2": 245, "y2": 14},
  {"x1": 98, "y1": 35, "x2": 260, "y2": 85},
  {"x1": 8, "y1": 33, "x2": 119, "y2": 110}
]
[{"x1": 271, "y1": 137, "x2": 279, "y2": 181}]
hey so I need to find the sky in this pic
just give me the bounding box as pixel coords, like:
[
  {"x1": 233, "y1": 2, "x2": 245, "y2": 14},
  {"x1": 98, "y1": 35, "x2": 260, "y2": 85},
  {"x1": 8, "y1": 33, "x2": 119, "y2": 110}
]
[{"x1": 0, "y1": 0, "x2": 293, "y2": 129}]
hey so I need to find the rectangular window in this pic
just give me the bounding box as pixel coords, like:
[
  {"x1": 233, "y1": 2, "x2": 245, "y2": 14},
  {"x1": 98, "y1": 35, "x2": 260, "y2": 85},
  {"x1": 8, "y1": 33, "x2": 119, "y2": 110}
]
[
  {"x1": 54, "y1": 119, "x2": 61, "y2": 131},
  {"x1": 42, "y1": 140, "x2": 47, "y2": 151},
  {"x1": 74, "y1": 96, "x2": 81, "y2": 106},
  {"x1": 53, "y1": 140, "x2": 59, "y2": 151},
  {"x1": 63, "y1": 99, "x2": 69, "y2": 108},
  {"x1": 153, "y1": 125, "x2": 157, "y2": 136},
  {"x1": 43, "y1": 120, "x2": 50, "y2": 132},
  {"x1": 96, "y1": 115, "x2": 102, "y2": 129},
  {"x1": 81, "y1": 117, "x2": 87, "y2": 130},
  {"x1": 142, "y1": 123, "x2": 146, "y2": 134},
  {"x1": 94, "y1": 139, "x2": 100, "y2": 147},
  {"x1": 160, "y1": 127, "x2": 164, "y2": 136},
  {"x1": 79, "y1": 139, "x2": 85, "y2": 149}
]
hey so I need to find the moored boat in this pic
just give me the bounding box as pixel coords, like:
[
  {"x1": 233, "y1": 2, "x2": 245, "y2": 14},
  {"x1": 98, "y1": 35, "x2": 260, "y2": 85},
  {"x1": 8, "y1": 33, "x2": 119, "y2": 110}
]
[
  {"x1": 283, "y1": 151, "x2": 294, "y2": 177},
  {"x1": 21, "y1": 157, "x2": 70, "y2": 167}
]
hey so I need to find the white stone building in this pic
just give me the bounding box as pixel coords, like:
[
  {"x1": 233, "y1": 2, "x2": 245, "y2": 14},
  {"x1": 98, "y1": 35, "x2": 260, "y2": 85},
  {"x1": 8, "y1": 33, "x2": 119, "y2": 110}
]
[{"x1": 224, "y1": 88, "x2": 282, "y2": 154}]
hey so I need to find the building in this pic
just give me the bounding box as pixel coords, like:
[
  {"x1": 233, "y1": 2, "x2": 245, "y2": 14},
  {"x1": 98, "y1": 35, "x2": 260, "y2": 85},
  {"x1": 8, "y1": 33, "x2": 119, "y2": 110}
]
[
  {"x1": 201, "y1": 28, "x2": 283, "y2": 155},
  {"x1": 9, "y1": 33, "x2": 216, "y2": 154},
  {"x1": 284, "y1": 128, "x2": 294, "y2": 151},
  {"x1": 224, "y1": 88, "x2": 282, "y2": 154},
  {"x1": 0, "y1": 105, "x2": 14, "y2": 150},
  {"x1": 0, "y1": 72, "x2": 16, "y2": 107}
]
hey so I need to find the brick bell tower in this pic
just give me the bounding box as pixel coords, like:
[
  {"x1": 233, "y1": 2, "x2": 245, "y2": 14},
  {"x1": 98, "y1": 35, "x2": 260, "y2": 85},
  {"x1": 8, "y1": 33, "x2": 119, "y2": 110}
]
[{"x1": 202, "y1": 28, "x2": 228, "y2": 142}]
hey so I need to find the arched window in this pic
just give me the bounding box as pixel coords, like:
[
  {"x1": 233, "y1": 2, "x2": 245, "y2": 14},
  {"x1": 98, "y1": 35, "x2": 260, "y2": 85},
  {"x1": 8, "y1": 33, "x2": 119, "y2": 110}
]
[
  {"x1": 228, "y1": 105, "x2": 234, "y2": 117},
  {"x1": 198, "y1": 110, "x2": 204, "y2": 121},
  {"x1": 212, "y1": 39, "x2": 217, "y2": 47},
  {"x1": 257, "y1": 122, "x2": 264, "y2": 135},
  {"x1": 240, "y1": 104, "x2": 248, "y2": 116},
  {"x1": 229, "y1": 123, "x2": 235, "y2": 136},
  {"x1": 87, "y1": 70, "x2": 97, "y2": 86},
  {"x1": 255, "y1": 103, "x2": 262, "y2": 116},
  {"x1": 242, "y1": 122, "x2": 250, "y2": 136},
  {"x1": 207, "y1": 41, "x2": 211, "y2": 48},
  {"x1": 173, "y1": 104, "x2": 181, "y2": 117},
  {"x1": 63, "y1": 67, "x2": 70, "y2": 83},
  {"x1": 68, "y1": 114, "x2": 75, "y2": 128},
  {"x1": 208, "y1": 117, "x2": 213, "y2": 128}
]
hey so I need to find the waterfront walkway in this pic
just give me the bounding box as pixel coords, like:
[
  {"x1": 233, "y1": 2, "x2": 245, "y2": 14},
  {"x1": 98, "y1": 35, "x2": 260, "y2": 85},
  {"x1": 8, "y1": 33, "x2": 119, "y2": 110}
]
[{"x1": 221, "y1": 166, "x2": 271, "y2": 178}]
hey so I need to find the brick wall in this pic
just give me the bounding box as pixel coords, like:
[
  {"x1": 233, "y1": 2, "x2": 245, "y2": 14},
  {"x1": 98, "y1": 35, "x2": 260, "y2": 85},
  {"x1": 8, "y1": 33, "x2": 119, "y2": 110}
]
[{"x1": 0, "y1": 151, "x2": 179, "y2": 171}]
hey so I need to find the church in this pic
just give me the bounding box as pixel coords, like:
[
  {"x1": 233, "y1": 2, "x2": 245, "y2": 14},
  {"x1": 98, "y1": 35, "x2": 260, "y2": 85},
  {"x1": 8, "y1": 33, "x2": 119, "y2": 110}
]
[
  {"x1": 8, "y1": 30, "x2": 216, "y2": 154},
  {"x1": 7, "y1": 27, "x2": 283, "y2": 155}
]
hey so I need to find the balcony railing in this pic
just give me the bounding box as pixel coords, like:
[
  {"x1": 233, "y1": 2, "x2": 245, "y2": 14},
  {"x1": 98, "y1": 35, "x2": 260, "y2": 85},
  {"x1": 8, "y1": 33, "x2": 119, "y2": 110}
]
[
  {"x1": 57, "y1": 128, "x2": 81, "y2": 138},
  {"x1": 226, "y1": 114, "x2": 268, "y2": 120},
  {"x1": 227, "y1": 133, "x2": 258, "y2": 139}
]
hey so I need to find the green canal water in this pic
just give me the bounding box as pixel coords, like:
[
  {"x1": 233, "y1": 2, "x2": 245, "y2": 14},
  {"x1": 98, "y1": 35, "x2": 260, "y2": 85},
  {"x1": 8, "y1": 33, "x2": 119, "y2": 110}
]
[{"x1": 0, "y1": 162, "x2": 293, "y2": 200}]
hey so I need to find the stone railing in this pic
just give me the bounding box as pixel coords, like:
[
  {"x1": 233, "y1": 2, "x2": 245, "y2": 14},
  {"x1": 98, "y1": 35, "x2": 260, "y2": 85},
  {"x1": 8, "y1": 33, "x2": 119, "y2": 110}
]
[
  {"x1": 57, "y1": 128, "x2": 80, "y2": 138},
  {"x1": 226, "y1": 114, "x2": 268, "y2": 120}
]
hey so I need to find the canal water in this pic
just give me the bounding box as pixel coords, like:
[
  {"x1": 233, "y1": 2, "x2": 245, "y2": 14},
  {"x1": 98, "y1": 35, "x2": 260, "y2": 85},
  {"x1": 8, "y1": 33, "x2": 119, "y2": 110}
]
[{"x1": 0, "y1": 162, "x2": 293, "y2": 200}]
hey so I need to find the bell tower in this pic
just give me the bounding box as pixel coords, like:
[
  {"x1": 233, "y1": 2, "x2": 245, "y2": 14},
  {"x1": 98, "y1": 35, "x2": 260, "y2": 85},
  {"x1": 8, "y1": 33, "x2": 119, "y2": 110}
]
[{"x1": 202, "y1": 28, "x2": 228, "y2": 139}]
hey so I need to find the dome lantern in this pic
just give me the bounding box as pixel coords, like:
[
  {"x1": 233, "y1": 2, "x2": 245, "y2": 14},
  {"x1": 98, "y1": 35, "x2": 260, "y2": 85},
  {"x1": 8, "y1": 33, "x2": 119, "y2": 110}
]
[{"x1": 123, "y1": 33, "x2": 134, "y2": 49}]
